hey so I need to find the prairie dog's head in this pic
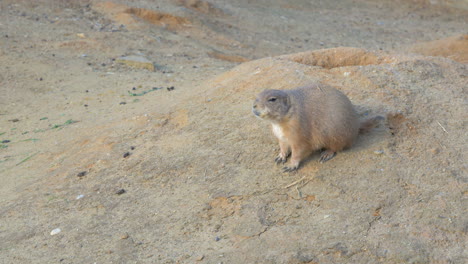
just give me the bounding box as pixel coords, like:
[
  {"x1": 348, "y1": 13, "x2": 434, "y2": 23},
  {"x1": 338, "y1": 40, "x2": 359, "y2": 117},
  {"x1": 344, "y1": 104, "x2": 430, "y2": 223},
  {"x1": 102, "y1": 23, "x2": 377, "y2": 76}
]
[{"x1": 252, "y1": 89, "x2": 290, "y2": 122}]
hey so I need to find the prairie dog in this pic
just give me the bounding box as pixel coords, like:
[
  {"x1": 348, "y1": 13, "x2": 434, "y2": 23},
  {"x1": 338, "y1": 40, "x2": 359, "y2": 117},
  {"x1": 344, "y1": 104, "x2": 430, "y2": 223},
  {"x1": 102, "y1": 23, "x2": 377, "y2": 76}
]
[{"x1": 252, "y1": 83, "x2": 380, "y2": 172}]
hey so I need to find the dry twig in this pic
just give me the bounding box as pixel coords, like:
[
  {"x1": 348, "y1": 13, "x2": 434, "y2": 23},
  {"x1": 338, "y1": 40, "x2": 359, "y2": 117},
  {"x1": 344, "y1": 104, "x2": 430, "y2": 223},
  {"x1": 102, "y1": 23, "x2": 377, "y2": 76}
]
[{"x1": 437, "y1": 121, "x2": 448, "y2": 134}]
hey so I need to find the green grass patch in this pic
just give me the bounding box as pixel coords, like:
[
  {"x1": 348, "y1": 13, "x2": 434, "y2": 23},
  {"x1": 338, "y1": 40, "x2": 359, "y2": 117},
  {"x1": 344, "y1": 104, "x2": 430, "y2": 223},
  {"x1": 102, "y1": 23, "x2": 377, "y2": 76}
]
[
  {"x1": 20, "y1": 138, "x2": 40, "y2": 142},
  {"x1": 35, "y1": 119, "x2": 79, "y2": 133},
  {"x1": 16, "y1": 152, "x2": 39, "y2": 166},
  {"x1": 128, "y1": 87, "x2": 162, "y2": 96},
  {"x1": 51, "y1": 119, "x2": 78, "y2": 129}
]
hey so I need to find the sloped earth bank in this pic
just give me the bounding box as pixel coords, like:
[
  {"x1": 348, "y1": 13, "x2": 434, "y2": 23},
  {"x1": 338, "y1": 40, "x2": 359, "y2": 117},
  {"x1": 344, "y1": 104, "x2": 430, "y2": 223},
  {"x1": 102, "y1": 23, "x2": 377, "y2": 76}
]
[{"x1": 0, "y1": 1, "x2": 467, "y2": 263}]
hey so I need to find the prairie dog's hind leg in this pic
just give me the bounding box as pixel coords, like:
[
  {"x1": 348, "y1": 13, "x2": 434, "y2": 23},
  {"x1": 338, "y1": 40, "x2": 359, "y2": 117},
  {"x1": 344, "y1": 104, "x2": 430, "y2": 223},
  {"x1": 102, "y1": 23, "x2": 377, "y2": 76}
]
[{"x1": 319, "y1": 149, "x2": 336, "y2": 163}]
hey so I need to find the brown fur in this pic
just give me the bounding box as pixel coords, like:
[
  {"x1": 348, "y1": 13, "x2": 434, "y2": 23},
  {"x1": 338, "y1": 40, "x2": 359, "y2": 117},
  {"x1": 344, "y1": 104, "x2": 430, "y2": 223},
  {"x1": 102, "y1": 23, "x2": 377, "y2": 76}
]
[{"x1": 252, "y1": 83, "x2": 380, "y2": 172}]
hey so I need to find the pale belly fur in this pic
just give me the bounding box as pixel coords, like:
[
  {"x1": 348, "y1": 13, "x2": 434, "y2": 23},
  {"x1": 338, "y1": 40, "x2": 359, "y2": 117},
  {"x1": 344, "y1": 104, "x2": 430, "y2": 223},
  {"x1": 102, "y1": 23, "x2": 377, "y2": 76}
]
[{"x1": 272, "y1": 124, "x2": 286, "y2": 141}]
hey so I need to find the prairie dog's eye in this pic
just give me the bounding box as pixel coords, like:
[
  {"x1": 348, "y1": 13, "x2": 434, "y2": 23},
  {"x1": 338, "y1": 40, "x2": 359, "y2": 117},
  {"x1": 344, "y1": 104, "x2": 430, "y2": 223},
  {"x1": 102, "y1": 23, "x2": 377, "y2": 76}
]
[{"x1": 268, "y1": 97, "x2": 277, "y2": 102}]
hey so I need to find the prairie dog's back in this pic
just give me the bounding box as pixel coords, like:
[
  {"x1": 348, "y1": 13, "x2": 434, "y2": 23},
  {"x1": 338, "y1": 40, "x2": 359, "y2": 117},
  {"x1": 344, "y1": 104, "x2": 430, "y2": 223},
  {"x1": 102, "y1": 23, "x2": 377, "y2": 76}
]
[{"x1": 285, "y1": 84, "x2": 360, "y2": 150}]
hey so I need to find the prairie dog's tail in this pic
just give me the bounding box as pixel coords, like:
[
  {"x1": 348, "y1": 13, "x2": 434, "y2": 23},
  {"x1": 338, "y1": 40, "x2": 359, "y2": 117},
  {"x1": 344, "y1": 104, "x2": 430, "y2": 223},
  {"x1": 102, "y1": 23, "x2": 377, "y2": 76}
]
[{"x1": 359, "y1": 115, "x2": 384, "y2": 134}]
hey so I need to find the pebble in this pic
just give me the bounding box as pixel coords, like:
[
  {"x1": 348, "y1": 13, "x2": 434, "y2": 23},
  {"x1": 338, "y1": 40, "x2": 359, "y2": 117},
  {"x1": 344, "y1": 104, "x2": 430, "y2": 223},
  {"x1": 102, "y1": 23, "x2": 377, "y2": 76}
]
[
  {"x1": 430, "y1": 148, "x2": 440, "y2": 154},
  {"x1": 116, "y1": 56, "x2": 155, "y2": 71},
  {"x1": 76, "y1": 194, "x2": 84, "y2": 200},
  {"x1": 196, "y1": 255, "x2": 205, "y2": 261},
  {"x1": 120, "y1": 233, "x2": 129, "y2": 239},
  {"x1": 374, "y1": 150, "x2": 384, "y2": 155},
  {"x1": 50, "y1": 228, "x2": 61, "y2": 236},
  {"x1": 116, "y1": 189, "x2": 126, "y2": 195},
  {"x1": 123, "y1": 152, "x2": 131, "y2": 158},
  {"x1": 215, "y1": 236, "x2": 221, "y2": 241},
  {"x1": 77, "y1": 171, "x2": 87, "y2": 177},
  {"x1": 1, "y1": 140, "x2": 10, "y2": 143}
]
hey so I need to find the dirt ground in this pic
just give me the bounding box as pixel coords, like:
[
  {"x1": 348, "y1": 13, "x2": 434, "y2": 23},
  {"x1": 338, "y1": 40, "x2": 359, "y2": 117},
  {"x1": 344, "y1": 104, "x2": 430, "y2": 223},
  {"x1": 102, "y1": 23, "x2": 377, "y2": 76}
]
[{"x1": 0, "y1": 0, "x2": 467, "y2": 263}]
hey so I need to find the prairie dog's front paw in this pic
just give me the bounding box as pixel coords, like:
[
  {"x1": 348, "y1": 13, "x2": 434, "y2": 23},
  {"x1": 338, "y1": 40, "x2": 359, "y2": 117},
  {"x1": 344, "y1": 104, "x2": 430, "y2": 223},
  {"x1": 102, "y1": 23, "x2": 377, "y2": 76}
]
[
  {"x1": 275, "y1": 151, "x2": 290, "y2": 164},
  {"x1": 275, "y1": 155, "x2": 287, "y2": 164},
  {"x1": 282, "y1": 165, "x2": 298, "y2": 173}
]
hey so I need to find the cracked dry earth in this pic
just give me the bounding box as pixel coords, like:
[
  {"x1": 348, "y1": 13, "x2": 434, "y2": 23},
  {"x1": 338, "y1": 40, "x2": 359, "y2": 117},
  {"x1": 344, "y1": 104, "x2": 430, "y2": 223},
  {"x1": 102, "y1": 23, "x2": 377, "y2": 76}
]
[{"x1": 0, "y1": 0, "x2": 467, "y2": 263}]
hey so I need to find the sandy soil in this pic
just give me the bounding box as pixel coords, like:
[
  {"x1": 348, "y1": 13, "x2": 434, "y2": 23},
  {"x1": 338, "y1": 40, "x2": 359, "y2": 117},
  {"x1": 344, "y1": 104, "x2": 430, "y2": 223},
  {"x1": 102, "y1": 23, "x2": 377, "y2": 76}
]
[{"x1": 0, "y1": 0, "x2": 467, "y2": 263}]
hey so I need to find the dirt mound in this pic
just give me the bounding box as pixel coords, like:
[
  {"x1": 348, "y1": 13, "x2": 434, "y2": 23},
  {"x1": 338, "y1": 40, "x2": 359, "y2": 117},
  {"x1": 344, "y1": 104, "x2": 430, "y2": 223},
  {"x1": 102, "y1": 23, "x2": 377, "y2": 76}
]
[
  {"x1": 187, "y1": 48, "x2": 466, "y2": 263},
  {"x1": 125, "y1": 7, "x2": 190, "y2": 30},
  {"x1": 207, "y1": 51, "x2": 249, "y2": 63},
  {"x1": 91, "y1": 1, "x2": 243, "y2": 54},
  {"x1": 93, "y1": 1, "x2": 190, "y2": 31},
  {"x1": 280, "y1": 47, "x2": 394, "y2": 69},
  {"x1": 407, "y1": 34, "x2": 468, "y2": 63},
  {"x1": 175, "y1": 0, "x2": 225, "y2": 16}
]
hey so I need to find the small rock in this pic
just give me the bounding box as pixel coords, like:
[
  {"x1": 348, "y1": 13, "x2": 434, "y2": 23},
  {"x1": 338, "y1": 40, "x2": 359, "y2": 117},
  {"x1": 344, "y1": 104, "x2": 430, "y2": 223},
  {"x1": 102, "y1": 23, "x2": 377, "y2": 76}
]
[
  {"x1": 9, "y1": 118, "x2": 19, "y2": 122},
  {"x1": 130, "y1": 146, "x2": 135, "y2": 150},
  {"x1": 196, "y1": 255, "x2": 205, "y2": 261},
  {"x1": 1, "y1": 140, "x2": 10, "y2": 143},
  {"x1": 50, "y1": 228, "x2": 61, "y2": 236},
  {"x1": 123, "y1": 152, "x2": 131, "y2": 158},
  {"x1": 374, "y1": 150, "x2": 384, "y2": 155},
  {"x1": 430, "y1": 148, "x2": 440, "y2": 154},
  {"x1": 77, "y1": 171, "x2": 87, "y2": 177},
  {"x1": 116, "y1": 189, "x2": 126, "y2": 195},
  {"x1": 215, "y1": 236, "x2": 221, "y2": 241},
  {"x1": 76, "y1": 33, "x2": 86, "y2": 38},
  {"x1": 120, "y1": 233, "x2": 129, "y2": 239},
  {"x1": 116, "y1": 56, "x2": 155, "y2": 71},
  {"x1": 119, "y1": 102, "x2": 127, "y2": 105},
  {"x1": 76, "y1": 194, "x2": 84, "y2": 200}
]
